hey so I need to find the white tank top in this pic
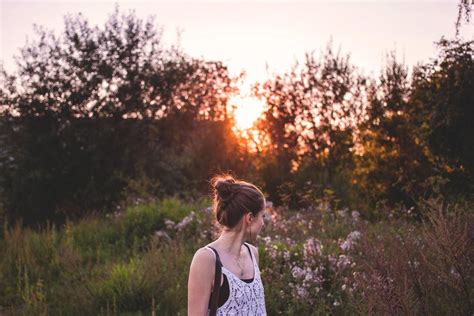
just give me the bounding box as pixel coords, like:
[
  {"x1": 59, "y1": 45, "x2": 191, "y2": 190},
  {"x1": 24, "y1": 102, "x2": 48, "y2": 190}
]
[{"x1": 206, "y1": 243, "x2": 267, "y2": 316}]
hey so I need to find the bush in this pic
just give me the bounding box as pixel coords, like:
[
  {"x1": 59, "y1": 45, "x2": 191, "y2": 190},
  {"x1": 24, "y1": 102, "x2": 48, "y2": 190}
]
[{"x1": 349, "y1": 200, "x2": 473, "y2": 315}]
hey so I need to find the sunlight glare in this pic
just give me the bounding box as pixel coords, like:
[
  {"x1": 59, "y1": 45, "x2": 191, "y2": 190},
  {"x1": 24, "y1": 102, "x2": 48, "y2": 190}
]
[{"x1": 230, "y1": 96, "x2": 266, "y2": 130}]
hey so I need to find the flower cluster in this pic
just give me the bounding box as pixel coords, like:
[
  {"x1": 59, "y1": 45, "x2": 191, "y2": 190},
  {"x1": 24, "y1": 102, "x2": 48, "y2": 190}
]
[
  {"x1": 339, "y1": 230, "x2": 362, "y2": 252},
  {"x1": 154, "y1": 212, "x2": 199, "y2": 240}
]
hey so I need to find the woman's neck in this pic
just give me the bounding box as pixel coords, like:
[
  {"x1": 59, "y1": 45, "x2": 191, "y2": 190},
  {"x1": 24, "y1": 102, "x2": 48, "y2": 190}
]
[{"x1": 216, "y1": 228, "x2": 246, "y2": 257}]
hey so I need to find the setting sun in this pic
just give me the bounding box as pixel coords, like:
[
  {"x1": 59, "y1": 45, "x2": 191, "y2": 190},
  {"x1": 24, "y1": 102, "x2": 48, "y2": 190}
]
[{"x1": 230, "y1": 96, "x2": 266, "y2": 130}]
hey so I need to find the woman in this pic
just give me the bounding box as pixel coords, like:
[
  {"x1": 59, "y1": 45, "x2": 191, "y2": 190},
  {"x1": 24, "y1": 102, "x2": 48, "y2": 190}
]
[{"x1": 188, "y1": 175, "x2": 267, "y2": 315}]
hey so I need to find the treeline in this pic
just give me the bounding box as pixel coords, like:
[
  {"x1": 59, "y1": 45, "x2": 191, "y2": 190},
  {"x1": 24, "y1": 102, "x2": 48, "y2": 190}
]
[
  {"x1": 0, "y1": 9, "x2": 473, "y2": 225},
  {"x1": 255, "y1": 41, "x2": 473, "y2": 212}
]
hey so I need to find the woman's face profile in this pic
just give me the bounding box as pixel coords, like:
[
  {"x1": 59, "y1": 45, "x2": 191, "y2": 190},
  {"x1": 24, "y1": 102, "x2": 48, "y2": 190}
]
[{"x1": 248, "y1": 209, "x2": 266, "y2": 237}]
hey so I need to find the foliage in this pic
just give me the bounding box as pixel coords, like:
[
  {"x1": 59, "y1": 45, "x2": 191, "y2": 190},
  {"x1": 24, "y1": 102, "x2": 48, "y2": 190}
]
[
  {"x1": 0, "y1": 9, "x2": 244, "y2": 225},
  {"x1": 0, "y1": 197, "x2": 210, "y2": 314},
  {"x1": 350, "y1": 200, "x2": 473, "y2": 315},
  {"x1": 411, "y1": 39, "x2": 474, "y2": 198},
  {"x1": 353, "y1": 54, "x2": 437, "y2": 211},
  {"x1": 254, "y1": 44, "x2": 366, "y2": 207}
]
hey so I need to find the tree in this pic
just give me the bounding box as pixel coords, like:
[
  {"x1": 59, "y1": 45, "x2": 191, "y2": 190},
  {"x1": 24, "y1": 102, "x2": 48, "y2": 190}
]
[
  {"x1": 411, "y1": 39, "x2": 474, "y2": 198},
  {"x1": 354, "y1": 54, "x2": 438, "y2": 211},
  {"x1": 255, "y1": 45, "x2": 366, "y2": 206},
  {"x1": 0, "y1": 8, "x2": 240, "y2": 225},
  {"x1": 456, "y1": 0, "x2": 472, "y2": 36}
]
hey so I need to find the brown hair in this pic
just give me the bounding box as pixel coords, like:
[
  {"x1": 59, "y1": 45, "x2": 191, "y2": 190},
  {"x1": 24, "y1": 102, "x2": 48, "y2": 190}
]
[{"x1": 211, "y1": 174, "x2": 265, "y2": 229}]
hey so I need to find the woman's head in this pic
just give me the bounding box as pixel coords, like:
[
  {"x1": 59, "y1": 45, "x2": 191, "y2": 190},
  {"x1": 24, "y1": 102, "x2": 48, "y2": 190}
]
[{"x1": 211, "y1": 174, "x2": 265, "y2": 231}]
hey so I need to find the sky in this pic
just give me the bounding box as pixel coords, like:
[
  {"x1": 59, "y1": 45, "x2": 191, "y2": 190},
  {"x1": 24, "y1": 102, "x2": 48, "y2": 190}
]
[{"x1": 1, "y1": 0, "x2": 473, "y2": 85}]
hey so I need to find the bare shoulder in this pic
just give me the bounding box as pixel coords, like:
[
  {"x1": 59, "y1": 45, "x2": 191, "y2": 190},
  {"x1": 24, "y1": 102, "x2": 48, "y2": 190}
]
[
  {"x1": 188, "y1": 246, "x2": 216, "y2": 314},
  {"x1": 188, "y1": 247, "x2": 216, "y2": 286},
  {"x1": 247, "y1": 243, "x2": 259, "y2": 265},
  {"x1": 191, "y1": 246, "x2": 216, "y2": 269}
]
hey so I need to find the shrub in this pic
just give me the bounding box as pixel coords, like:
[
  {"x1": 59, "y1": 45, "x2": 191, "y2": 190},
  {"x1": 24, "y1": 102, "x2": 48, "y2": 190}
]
[{"x1": 349, "y1": 201, "x2": 473, "y2": 315}]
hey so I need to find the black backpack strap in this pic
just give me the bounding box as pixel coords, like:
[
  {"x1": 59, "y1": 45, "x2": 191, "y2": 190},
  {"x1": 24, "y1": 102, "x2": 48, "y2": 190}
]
[
  {"x1": 243, "y1": 243, "x2": 254, "y2": 264},
  {"x1": 208, "y1": 246, "x2": 222, "y2": 316}
]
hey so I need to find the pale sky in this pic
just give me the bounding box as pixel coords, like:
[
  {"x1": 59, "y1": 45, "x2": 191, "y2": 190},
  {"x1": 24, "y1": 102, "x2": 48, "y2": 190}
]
[{"x1": 1, "y1": 0, "x2": 473, "y2": 84}]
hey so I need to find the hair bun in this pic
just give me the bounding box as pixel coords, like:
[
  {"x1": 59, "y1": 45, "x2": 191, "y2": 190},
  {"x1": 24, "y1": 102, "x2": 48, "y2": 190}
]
[
  {"x1": 210, "y1": 174, "x2": 265, "y2": 229},
  {"x1": 214, "y1": 178, "x2": 239, "y2": 203}
]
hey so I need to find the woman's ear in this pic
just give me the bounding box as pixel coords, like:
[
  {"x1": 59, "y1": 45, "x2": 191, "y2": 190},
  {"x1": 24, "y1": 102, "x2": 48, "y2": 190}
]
[{"x1": 246, "y1": 212, "x2": 253, "y2": 224}]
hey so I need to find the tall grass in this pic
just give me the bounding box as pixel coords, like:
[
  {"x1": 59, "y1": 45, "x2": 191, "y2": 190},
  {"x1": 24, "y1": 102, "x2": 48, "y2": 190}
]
[
  {"x1": 0, "y1": 197, "x2": 472, "y2": 314},
  {"x1": 0, "y1": 197, "x2": 211, "y2": 315}
]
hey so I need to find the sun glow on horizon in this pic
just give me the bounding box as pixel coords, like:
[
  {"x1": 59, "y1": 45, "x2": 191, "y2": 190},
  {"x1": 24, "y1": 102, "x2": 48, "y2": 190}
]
[{"x1": 230, "y1": 95, "x2": 266, "y2": 130}]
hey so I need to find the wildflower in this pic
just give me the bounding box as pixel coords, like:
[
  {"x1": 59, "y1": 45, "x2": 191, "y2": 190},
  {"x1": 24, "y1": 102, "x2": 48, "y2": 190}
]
[
  {"x1": 296, "y1": 286, "x2": 309, "y2": 299},
  {"x1": 351, "y1": 210, "x2": 360, "y2": 221},
  {"x1": 341, "y1": 284, "x2": 347, "y2": 291},
  {"x1": 267, "y1": 247, "x2": 277, "y2": 259},
  {"x1": 340, "y1": 230, "x2": 362, "y2": 251},
  {"x1": 165, "y1": 219, "x2": 175, "y2": 230},
  {"x1": 292, "y1": 266, "x2": 305, "y2": 279},
  {"x1": 175, "y1": 212, "x2": 195, "y2": 231},
  {"x1": 340, "y1": 240, "x2": 353, "y2": 251},
  {"x1": 347, "y1": 230, "x2": 361, "y2": 240},
  {"x1": 328, "y1": 255, "x2": 337, "y2": 265},
  {"x1": 333, "y1": 300, "x2": 340, "y2": 306},
  {"x1": 337, "y1": 254, "x2": 351, "y2": 268},
  {"x1": 303, "y1": 237, "x2": 323, "y2": 258},
  {"x1": 408, "y1": 259, "x2": 420, "y2": 269},
  {"x1": 450, "y1": 267, "x2": 461, "y2": 279},
  {"x1": 337, "y1": 208, "x2": 348, "y2": 217},
  {"x1": 262, "y1": 236, "x2": 272, "y2": 245},
  {"x1": 154, "y1": 230, "x2": 171, "y2": 240},
  {"x1": 285, "y1": 237, "x2": 296, "y2": 247}
]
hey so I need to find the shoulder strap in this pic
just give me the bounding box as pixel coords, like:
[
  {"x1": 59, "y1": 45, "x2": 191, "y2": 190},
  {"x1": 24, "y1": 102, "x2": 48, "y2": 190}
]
[
  {"x1": 207, "y1": 246, "x2": 222, "y2": 316},
  {"x1": 243, "y1": 243, "x2": 254, "y2": 264}
]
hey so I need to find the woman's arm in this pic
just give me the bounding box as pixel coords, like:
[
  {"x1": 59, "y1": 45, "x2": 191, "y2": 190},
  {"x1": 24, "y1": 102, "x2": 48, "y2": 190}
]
[{"x1": 188, "y1": 247, "x2": 215, "y2": 316}]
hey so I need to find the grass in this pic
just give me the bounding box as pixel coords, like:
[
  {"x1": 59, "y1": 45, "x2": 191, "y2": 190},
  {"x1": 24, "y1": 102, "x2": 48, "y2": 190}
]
[{"x1": 0, "y1": 197, "x2": 472, "y2": 315}]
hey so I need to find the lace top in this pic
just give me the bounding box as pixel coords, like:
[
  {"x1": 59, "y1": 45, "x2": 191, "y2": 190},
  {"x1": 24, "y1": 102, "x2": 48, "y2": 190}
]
[{"x1": 206, "y1": 243, "x2": 267, "y2": 316}]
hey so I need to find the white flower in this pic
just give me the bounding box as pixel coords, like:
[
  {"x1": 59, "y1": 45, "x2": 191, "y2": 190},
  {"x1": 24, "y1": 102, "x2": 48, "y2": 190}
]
[
  {"x1": 164, "y1": 219, "x2": 175, "y2": 230},
  {"x1": 347, "y1": 230, "x2": 362, "y2": 241},
  {"x1": 340, "y1": 240, "x2": 353, "y2": 251},
  {"x1": 337, "y1": 208, "x2": 348, "y2": 217},
  {"x1": 262, "y1": 236, "x2": 272, "y2": 245},
  {"x1": 337, "y1": 254, "x2": 351, "y2": 268},
  {"x1": 296, "y1": 286, "x2": 309, "y2": 299},
  {"x1": 340, "y1": 231, "x2": 362, "y2": 251},
  {"x1": 154, "y1": 230, "x2": 171, "y2": 240},
  {"x1": 175, "y1": 212, "x2": 195, "y2": 231},
  {"x1": 450, "y1": 267, "x2": 460, "y2": 279},
  {"x1": 351, "y1": 210, "x2": 360, "y2": 221},
  {"x1": 292, "y1": 266, "x2": 305, "y2": 279}
]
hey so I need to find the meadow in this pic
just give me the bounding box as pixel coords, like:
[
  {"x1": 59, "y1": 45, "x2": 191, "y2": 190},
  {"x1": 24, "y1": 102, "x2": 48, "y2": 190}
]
[{"x1": 1, "y1": 197, "x2": 471, "y2": 315}]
